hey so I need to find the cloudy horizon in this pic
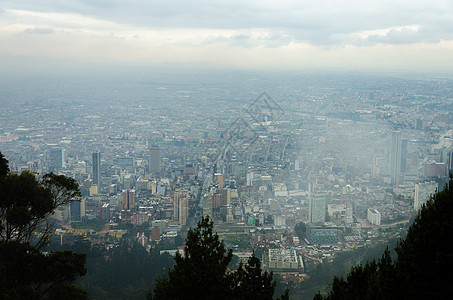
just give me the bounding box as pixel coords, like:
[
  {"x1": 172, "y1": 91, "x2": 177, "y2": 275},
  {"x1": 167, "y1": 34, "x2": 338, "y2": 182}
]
[{"x1": 1, "y1": 0, "x2": 453, "y2": 73}]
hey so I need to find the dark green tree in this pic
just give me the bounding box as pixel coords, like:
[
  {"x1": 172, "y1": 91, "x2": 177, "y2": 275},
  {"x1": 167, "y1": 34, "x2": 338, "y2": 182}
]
[
  {"x1": 0, "y1": 152, "x2": 9, "y2": 177},
  {"x1": 392, "y1": 174, "x2": 453, "y2": 299},
  {"x1": 153, "y1": 216, "x2": 233, "y2": 299},
  {"x1": 0, "y1": 241, "x2": 87, "y2": 299},
  {"x1": 316, "y1": 175, "x2": 453, "y2": 299},
  {"x1": 71, "y1": 239, "x2": 174, "y2": 300},
  {"x1": 0, "y1": 170, "x2": 80, "y2": 249},
  {"x1": 231, "y1": 253, "x2": 275, "y2": 300},
  {"x1": 321, "y1": 249, "x2": 395, "y2": 300},
  {"x1": 152, "y1": 216, "x2": 289, "y2": 299},
  {"x1": 294, "y1": 221, "x2": 307, "y2": 240},
  {"x1": 0, "y1": 152, "x2": 87, "y2": 299}
]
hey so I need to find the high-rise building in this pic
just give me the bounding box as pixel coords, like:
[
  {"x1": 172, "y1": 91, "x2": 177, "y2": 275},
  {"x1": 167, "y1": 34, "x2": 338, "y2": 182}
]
[
  {"x1": 92, "y1": 152, "x2": 101, "y2": 188},
  {"x1": 70, "y1": 199, "x2": 85, "y2": 222},
  {"x1": 219, "y1": 188, "x2": 231, "y2": 206},
  {"x1": 423, "y1": 162, "x2": 447, "y2": 177},
  {"x1": 401, "y1": 138, "x2": 408, "y2": 173},
  {"x1": 150, "y1": 227, "x2": 160, "y2": 241},
  {"x1": 173, "y1": 189, "x2": 189, "y2": 226},
  {"x1": 345, "y1": 202, "x2": 353, "y2": 224},
  {"x1": 447, "y1": 149, "x2": 453, "y2": 174},
  {"x1": 414, "y1": 181, "x2": 438, "y2": 210},
  {"x1": 120, "y1": 189, "x2": 135, "y2": 211},
  {"x1": 226, "y1": 206, "x2": 234, "y2": 222},
  {"x1": 390, "y1": 131, "x2": 407, "y2": 185},
  {"x1": 309, "y1": 191, "x2": 327, "y2": 224},
  {"x1": 49, "y1": 148, "x2": 64, "y2": 171},
  {"x1": 203, "y1": 191, "x2": 214, "y2": 218},
  {"x1": 415, "y1": 118, "x2": 424, "y2": 130},
  {"x1": 184, "y1": 164, "x2": 195, "y2": 176},
  {"x1": 212, "y1": 193, "x2": 222, "y2": 209},
  {"x1": 214, "y1": 173, "x2": 224, "y2": 188},
  {"x1": 367, "y1": 209, "x2": 381, "y2": 225},
  {"x1": 149, "y1": 146, "x2": 161, "y2": 173},
  {"x1": 70, "y1": 200, "x2": 81, "y2": 222},
  {"x1": 100, "y1": 203, "x2": 110, "y2": 220}
]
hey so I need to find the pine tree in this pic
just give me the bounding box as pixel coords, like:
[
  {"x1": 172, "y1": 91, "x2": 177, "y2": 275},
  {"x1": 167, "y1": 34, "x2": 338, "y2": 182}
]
[
  {"x1": 316, "y1": 175, "x2": 453, "y2": 299},
  {"x1": 231, "y1": 253, "x2": 275, "y2": 300},
  {"x1": 153, "y1": 216, "x2": 233, "y2": 299},
  {"x1": 152, "y1": 216, "x2": 288, "y2": 299}
]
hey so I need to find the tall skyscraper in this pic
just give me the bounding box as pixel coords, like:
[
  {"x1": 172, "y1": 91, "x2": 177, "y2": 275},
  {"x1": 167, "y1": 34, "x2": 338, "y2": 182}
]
[
  {"x1": 401, "y1": 138, "x2": 408, "y2": 173},
  {"x1": 173, "y1": 189, "x2": 189, "y2": 226},
  {"x1": 345, "y1": 202, "x2": 353, "y2": 224},
  {"x1": 120, "y1": 189, "x2": 135, "y2": 211},
  {"x1": 447, "y1": 149, "x2": 453, "y2": 174},
  {"x1": 92, "y1": 152, "x2": 101, "y2": 188},
  {"x1": 69, "y1": 199, "x2": 86, "y2": 222},
  {"x1": 100, "y1": 203, "x2": 110, "y2": 220},
  {"x1": 49, "y1": 148, "x2": 64, "y2": 171},
  {"x1": 390, "y1": 131, "x2": 407, "y2": 185},
  {"x1": 309, "y1": 191, "x2": 327, "y2": 224},
  {"x1": 203, "y1": 190, "x2": 214, "y2": 218},
  {"x1": 214, "y1": 173, "x2": 224, "y2": 188},
  {"x1": 149, "y1": 146, "x2": 161, "y2": 173},
  {"x1": 70, "y1": 200, "x2": 81, "y2": 222}
]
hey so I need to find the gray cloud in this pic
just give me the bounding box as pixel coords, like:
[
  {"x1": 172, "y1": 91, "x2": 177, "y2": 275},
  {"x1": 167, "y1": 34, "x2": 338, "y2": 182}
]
[
  {"x1": 2, "y1": 0, "x2": 453, "y2": 47},
  {"x1": 22, "y1": 27, "x2": 55, "y2": 34},
  {"x1": 199, "y1": 31, "x2": 293, "y2": 49}
]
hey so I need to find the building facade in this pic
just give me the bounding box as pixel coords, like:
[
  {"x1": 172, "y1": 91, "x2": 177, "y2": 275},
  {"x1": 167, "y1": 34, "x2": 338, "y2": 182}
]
[
  {"x1": 49, "y1": 148, "x2": 64, "y2": 171},
  {"x1": 367, "y1": 208, "x2": 381, "y2": 225},
  {"x1": 149, "y1": 146, "x2": 161, "y2": 173},
  {"x1": 120, "y1": 189, "x2": 135, "y2": 211},
  {"x1": 414, "y1": 181, "x2": 438, "y2": 210},
  {"x1": 309, "y1": 191, "x2": 327, "y2": 224},
  {"x1": 92, "y1": 151, "x2": 101, "y2": 188},
  {"x1": 173, "y1": 189, "x2": 189, "y2": 226},
  {"x1": 390, "y1": 131, "x2": 407, "y2": 185}
]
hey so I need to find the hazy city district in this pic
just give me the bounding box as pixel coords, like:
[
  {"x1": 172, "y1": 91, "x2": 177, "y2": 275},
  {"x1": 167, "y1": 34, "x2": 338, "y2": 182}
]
[{"x1": 1, "y1": 71, "x2": 452, "y2": 287}]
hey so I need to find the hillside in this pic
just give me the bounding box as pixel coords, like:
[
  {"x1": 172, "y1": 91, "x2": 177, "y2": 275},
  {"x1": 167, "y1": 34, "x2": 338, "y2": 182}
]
[{"x1": 315, "y1": 175, "x2": 453, "y2": 299}]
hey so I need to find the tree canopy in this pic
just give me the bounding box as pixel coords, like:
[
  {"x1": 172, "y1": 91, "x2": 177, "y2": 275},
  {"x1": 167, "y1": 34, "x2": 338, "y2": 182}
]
[
  {"x1": 151, "y1": 215, "x2": 287, "y2": 300},
  {"x1": 153, "y1": 216, "x2": 233, "y2": 299},
  {"x1": 0, "y1": 152, "x2": 9, "y2": 177},
  {"x1": 0, "y1": 241, "x2": 87, "y2": 299},
  {"x1": 0, "y1": 168, "x2": 80, "y2": 249},
  {"x1": 294, "y1": 221, "x2": 307, "y2": 241},
  {"x1": 315, "y1": 175, "x2": 453, "y2": 299},
  {"x1": 231, "y1": 253, "x2": 276, "y2": 300},
  {"x1": 0, "y1": 152, "x2": 87, "y2": 299}
]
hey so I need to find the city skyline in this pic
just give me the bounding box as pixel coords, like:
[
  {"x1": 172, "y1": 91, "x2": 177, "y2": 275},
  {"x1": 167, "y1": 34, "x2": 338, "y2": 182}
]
[
  {"x1": 1, "y1": 1, "x2": 452, "y2": 297},
  {"x1": 1, "y1": 70, "x2": 452, "y2": 297}
]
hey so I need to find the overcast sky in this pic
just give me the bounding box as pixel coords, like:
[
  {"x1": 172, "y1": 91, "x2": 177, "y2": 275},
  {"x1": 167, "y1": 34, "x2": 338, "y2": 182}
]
[{"x1": 1, "y1": 0, "x2": 453, "y2": 72}]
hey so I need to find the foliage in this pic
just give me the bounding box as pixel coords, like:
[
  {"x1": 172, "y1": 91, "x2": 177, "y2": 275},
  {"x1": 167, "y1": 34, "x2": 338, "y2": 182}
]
[
  {"x1": 0, "y1": 152, "x2": 9, "y2": 177},
  {"x1": 315, "y1": 175, "x2": 453, "y2": 299},
  {"x1": 285, "y1": 226, "x2": 402, "y2": 298},
  {"x1": 0, "y1": 168, "x2": 80, "y2": 249},
  {"x1": 392, "y1": 174, "x2": 453, "y2": 299},
  {"x1": 152, "y1": 216, "x2": 287, "y2": 299},
  {"x1": 0, "y1": 240, "x2": 87, "y2": 299},
  {"x1": 294, "y1": 222, "x2": 307, "y2": 240},
  {"x1": 44, "y1": 237, "x2": 176, "y2": 300},
  {"x1": 0, "y1": 152, "x2": 87, "y2": 299},
  {"x1": 153, "y1": 216, "x2": 233, "y2": 299},
  {"x1": 231, "y1": 253, "x2": 275, "y2": 300},
  {"x1": 71, "y1": 218, "x2": 106, "y2": 232}
]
